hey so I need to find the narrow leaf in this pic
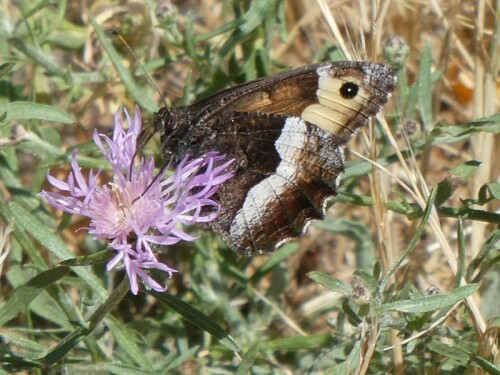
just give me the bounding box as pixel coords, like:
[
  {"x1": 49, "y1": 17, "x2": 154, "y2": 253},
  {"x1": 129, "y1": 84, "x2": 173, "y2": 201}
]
[
  {"x1": 150, "y1": 291, "x2": 241, "y2": 353},
  {"x1": 371, "y1": 284, "x2": 479, "y2": 314},
  {"x1": 308, "y1": 271, "x2": 352, "y2": 295},
  {"x1": 258, "y1": 334, "x2": 335, "y2": 351},
  {"x1": 0, "y1": 266, "x2": 69, "y2": 326},
  {"x1": 1, "y1": 102, "x2": 74, "y2": 124},
  {"x1": 236, "y1": 344, "x2": 258, "y2": 375},
  {"x1": 418, "y1": 43, "x2": 433, "y2": 129},
  {"x1": 0, "y1": 62, "x2": 15, "y2": 78},
  {"x1": 60, "y1": 250, "x2": 115, "y2": 266}
]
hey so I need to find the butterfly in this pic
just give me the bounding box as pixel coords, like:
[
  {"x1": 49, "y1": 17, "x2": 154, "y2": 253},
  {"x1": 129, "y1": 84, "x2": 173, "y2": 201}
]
[{"x1": 150, "y1": 61, "x2": 397, "y2": 255}]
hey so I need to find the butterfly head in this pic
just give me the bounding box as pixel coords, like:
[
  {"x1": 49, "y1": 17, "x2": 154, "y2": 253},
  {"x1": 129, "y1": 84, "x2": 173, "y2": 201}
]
[
  {"x1": 151, "y1": 106, "x2": 176, "y2": 164},
  {"x1": 153, "y1": 107, "x2": 175, "y2": 137},
  {"x1": 153, "y1": 106, "x2": 195, "y2": 166}
]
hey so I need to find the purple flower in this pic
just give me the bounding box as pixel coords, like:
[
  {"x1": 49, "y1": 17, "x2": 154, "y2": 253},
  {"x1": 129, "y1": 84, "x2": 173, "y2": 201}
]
[{"x1": 40, "y1": 107, "x2": 234, "y2": 295}]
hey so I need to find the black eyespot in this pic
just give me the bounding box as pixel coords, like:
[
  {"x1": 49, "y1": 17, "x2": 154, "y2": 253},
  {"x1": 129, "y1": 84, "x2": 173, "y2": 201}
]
[{"x1": 339, "y1": 82, "x2": 359, "y2": 99}]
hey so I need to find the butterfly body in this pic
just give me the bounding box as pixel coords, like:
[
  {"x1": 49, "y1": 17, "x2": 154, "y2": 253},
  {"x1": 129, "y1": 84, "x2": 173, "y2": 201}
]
[{"x1": 153, "y1": 61, "x2": 397, "y2": 255}]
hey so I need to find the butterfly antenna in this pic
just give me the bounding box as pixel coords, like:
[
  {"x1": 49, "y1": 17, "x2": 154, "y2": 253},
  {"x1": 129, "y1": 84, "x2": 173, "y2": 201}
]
[
  {"x1": 107, "y1": 29, "x2": 168, "y2": 108},
  {"x1": 106, "y1": 29, "x2": 169, "y2": 177}
]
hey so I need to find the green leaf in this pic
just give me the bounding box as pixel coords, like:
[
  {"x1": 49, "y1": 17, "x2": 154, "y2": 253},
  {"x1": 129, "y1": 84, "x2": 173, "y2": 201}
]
[
  {"x1": 195, "y1": 19, "x2": 243, "y2": 42},
  {"x1": 478, "y1": 182, "x2": 500, "y2": 202},
  {"x1": 308, "y1": 271, "x2": 352, "y2": 295},
  {"x1": 0, "y1": 62, "x2": 15, "y2": 78},
  {"x1": 470, "y1": 354, "x2": 500, "y2": 375},
  {"x1": 426, "y1": 340, "x2": 470, "y2": 366},
  {"x1": 342, "y1": 298, "x2": 362, "y2": 326},
  {"x1": 238, "y1": 0, "x2": 279, "y2": 35},
  {"x1": 10, "y1": 38, "x2": 63, "y2": 78},
  {"x1": 0, "y1": 266, "x2": 69, "y2": 326},
  {"x1": 424, "y1": 113, "x2": 500, "y2": 146},
  {"x1": 435, "y1": 113, "x2": 500, "y2": 137},
  {"x1": 258, "y1": 334, "x2": 335, "y2": 351},
  {"x1": 418, "y1": 43, "x2": 433, "y2": 129},
  {"x1": 371, "y1": 284, "x2": 479, "y2": 314},
  {"x1": 455, "y1": 217, "x2": 466, "y2": 288},
  {"x1": 235, "y1": 344, "x2": 258, "y2": 375},
  {"x1": 183, "y1": 15, "x2": 197, "y2": 64},
  {"x1": 0, "y1": 332, "x2": 46, "y2": 355},
  {"x1": 434, "y1": 160, "x2": 481, "y2": 206},
  {"x1": 219, "y1": 0, "x2": 280, "y2": 58},
  {"x1": 1, "y1": 102, "x2": 74, "y2": 124},
  {"x1": 467, "y1": 228, "x2": 500, "y2": 281},
  {"x1": 449, "y1": 160, "x2": 482, "y2": 180},
  {"x1": 425, "y1": 340, "x2": 500, "y2": 373},
  {"x1": 60, "y1": 250, "x2": 115, "y2": 266},
  {"x1": 149, "y1": 291, "x2": 241, "y2": 353}
]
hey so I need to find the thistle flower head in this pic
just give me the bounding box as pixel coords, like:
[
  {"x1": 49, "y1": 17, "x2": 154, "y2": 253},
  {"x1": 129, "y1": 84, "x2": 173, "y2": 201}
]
[{"x1": 40, "y1": 107, "x2": 233, "y2": 295}]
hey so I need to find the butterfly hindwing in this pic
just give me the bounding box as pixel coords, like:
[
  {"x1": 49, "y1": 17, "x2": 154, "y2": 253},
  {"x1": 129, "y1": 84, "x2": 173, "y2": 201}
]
[{"x1": 213, "y1": 114, "x2": 346, "y2": 254}]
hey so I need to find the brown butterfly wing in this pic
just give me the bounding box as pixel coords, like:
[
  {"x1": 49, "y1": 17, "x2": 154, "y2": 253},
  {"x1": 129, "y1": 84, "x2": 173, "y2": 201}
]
[{"x1": 156, "y1": 61, "x2": 397, "y2": 254}]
